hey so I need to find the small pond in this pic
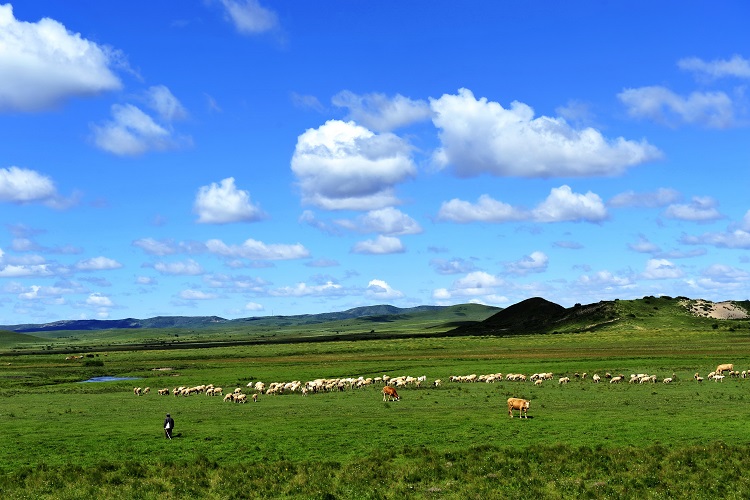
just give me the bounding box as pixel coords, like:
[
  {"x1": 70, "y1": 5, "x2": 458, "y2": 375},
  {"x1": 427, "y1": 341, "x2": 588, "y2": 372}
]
[{"x1": 80, "y1": 376, "x2": 141, "y2": 383}]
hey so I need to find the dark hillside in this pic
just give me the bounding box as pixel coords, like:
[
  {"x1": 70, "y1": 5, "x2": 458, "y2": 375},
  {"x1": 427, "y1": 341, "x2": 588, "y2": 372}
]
[{"x1": 450, "y1": 297, "x2": 616, "y2": 335}]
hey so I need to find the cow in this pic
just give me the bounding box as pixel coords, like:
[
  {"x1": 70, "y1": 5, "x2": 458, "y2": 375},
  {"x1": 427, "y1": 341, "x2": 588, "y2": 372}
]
[
  {"x1": 382, "y1": 386, "x2": 400, "y2": 402},
  {"x1": 507, "y1": 397, "x2": 530, "y2": 419},
  {"x1": 716, "y1": 363, "x2": 734, "y2": 374}
]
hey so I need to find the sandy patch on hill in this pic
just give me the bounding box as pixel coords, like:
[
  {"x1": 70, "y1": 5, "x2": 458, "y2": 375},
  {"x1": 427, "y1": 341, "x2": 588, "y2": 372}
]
[
  {"x1": 683, "y1": 299, "x2": 749, "y2": 320},
  {"x1": 151, "y1": 367, "x2": 173, "y2": 371}
]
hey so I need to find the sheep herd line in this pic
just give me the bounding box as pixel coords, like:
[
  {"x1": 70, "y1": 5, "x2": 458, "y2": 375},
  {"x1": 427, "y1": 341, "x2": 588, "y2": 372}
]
[{"x1": 131, "y1": 363, "x2": 740, "y2": 411}]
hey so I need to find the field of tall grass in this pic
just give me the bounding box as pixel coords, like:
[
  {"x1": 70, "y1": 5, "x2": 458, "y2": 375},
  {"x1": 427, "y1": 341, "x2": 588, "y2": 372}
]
[{"x1": 2, "y1": 320, "x2": 750, "y2": 498}]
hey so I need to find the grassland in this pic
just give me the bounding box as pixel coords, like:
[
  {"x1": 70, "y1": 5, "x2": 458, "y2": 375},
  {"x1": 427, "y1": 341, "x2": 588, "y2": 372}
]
[{"x1": 1, "y1": 297, "x2": 750, "y2": 498}]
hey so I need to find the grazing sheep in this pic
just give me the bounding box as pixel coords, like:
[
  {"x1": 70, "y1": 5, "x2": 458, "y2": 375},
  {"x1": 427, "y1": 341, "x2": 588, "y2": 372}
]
[
  {"x1": 433, "y1": 379, "x2": 442, "y2": 387},
  {"x1": 143, "y1": 387, "x2": 150, "y2": 395},
  {"x1": 223, "y1": 393, "x2": 235, "y2": 402},
  {"x1": 592, "y1": 374, "x2": 601, "y2": 383},
  {"x1": 235, "y1": 394, "x2": 248, "y2": 403},
  {"x1": 610, "y1": 376, "x2": 623, "y2": 384},
  {"x1": 662, "y1": 378, "x2": 673, "y2": 384},
  {"x1": 133, "y1": 387, "x2": 141, "y2": 396},
  {"x1": 252, "y1": 393, "x2": 258, "y2": 403},
  {"x1": 534, "y1": 379, "x2": 543, "y2": 386},
  {"x1": 558, "y1": 377, "x2": 570, "y2": 385}
]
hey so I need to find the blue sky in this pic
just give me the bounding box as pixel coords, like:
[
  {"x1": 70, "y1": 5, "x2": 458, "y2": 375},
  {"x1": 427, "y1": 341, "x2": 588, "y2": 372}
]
[{"x1": 1, "y1": 1, "x2": 749, "y2": 324}]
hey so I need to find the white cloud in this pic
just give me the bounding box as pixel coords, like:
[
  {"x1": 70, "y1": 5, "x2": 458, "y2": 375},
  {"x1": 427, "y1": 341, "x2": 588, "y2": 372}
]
[
  {"x1": 86, "y1": 292, "x2": 113, "y2": 307},
  {"x1": 429, "y1": 258, "x2": 477, "y2": 275},
  {"x1": 75, "y1": 256, "x2": 123, "y2": 271},
  {"x1": 179, "y1": 289, "x2": 217, "y2": 300},
  {"x1": 133, "y1": 238, "x2": 178, "y2": 256},
  {"x1": 332, "y1": 91, "x2": 431, "y2": 132},
  {"x1": 0, "y1": 263, "x2": 54, "y2": 277},
  {"x1": 291, "y1": 120, "x2": 417, "y2": 210},
  {"x1": 220, "y1": 0, "x2": 278, "y2": 34},
  {"x1": 618, "y1": 86, "x2": 736, "y2": 128},
  {"x1": 245, "y1": 302, "x2": 264, "y2": 311},
  {"x1": 351, "y1": 235, "x2": 405, "y2": 255},
  {"x1": 270, "y1": 281, "x2": 343, "y2": 297},
  {"x1": 146, "y1": 85, "x2": 187, "y2": 121},
  {"x1": 663, "y1": 196, "x2": 723, "y2": 222},
  {"x1": 678, "y1": 55, "x2": 750, "y2": 81},
  {"x1": 575, "y1": 270, "x2": 634, "y2": 288},
  {"x1": 531, "y1": 186, "x2": 607, "y2": 223},
  {"x1": 505, "y1": 251, "x2": 549, "y2": 276},
  {"x1": 154, "y1": 259, "x2": 204, "y2": 276},
  {"x1": 136, "y1": 276, "x2": 157, "y2": 285},
  {"x1": 701, "y1": 264, "x2": 750, "y2": 283},
  {"x1": 194, "y1": 177, "x2": 265, "y2": 224},
  {"x1": 438, "y1": 194, "x2": 525, "y2": 223},
  {"x1": 608, "y1": 188, "x2": 680, "y2": 208},
  {"x1": 206, "y1": 238, "x2": 309, "y2": 260},
  {"x1": 432, "y1": 271, "x2": 507, "y2": 301},
  {"x1": 628, "y1": 236, "x2": 661, "y2": 254},
  {"x1": 91, "y1": 103, "x2": 183, "y2": 156},
  {"x1": 365, "y1": 279, "x2": 404, "y2": 299},
  {"x1": 291, "y1": 92, "x2": 324, "y2": 112},
  {"x1": 438, "y1": 186, "x2": 607, "y2": 224},
  {"x1": 0, "y1": 4, "x2": 122, "y2": 112},
  {"x1": 431, "y1": 88, "x2": 661, "y2": 178},
  {"x1": 335, "y1": 207, "x2": 422, "y2": 235},
  {"x1": 681, "y1": 229, "x2": 750, "y2": 249},
  {"x1": 642, "y1": 259, "x2": 683, "y2": 280},
  {"x1": 0, "y1": 166, "x2": 58, "y2": 204}
]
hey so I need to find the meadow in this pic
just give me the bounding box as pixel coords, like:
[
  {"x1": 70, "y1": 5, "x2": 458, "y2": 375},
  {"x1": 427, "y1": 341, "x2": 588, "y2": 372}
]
[{"x1": 2, "y1": 308, "x2": 750, "y2": 498}]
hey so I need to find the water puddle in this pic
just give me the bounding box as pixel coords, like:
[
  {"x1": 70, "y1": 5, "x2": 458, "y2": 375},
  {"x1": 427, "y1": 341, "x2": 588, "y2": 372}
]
[{"x1": 80, "y1": 376, "x2": 141, "y2": 383}]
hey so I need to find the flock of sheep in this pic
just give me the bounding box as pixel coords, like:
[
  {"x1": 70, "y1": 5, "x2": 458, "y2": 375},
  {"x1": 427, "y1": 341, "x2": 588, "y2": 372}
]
[{"x1": 131, "y1": 363, "x2": 742, "y2": 416}]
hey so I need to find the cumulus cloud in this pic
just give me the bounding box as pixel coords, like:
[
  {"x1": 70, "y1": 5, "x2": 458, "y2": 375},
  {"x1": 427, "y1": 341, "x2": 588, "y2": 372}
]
[
  {"x1": 628, "y1": 236, "x2": 661, "y2": 254},
  {"x1": 91, "y1": 104, "x2": 181, "y2": 155},
  {"x1": 75, "y1": 256, "x2": 123, "y2": 271},
  {"x1": 608, "y1": 188, "x2": 680, "y2": 208},
  {"x1": 86, "y1": 292, "x2": 113, "y2": 307},
  {"x1": 153, "y1": 259, "x2": 204, "y2": 276},
  {"x1": 270, "y1": 281, "x2": 343, "y2": 297},
  {"x1": 429, "y1": 258, "x2": 477, "y2": 275},
  {"x1": 179, "y1": 289, "x2": 217, "y2": 300},
  {"x1": 219, "y1": 0, "x2": 279, "y2": 34},
  {"x1": 531, "y1": 186, "x2": 607, "y2": 223},
  {"x1": 245, "y1": 301, "x2": 264, "y2": 311},
  {"x1": 146, "y1": 85, "x2": 188, "y2": 121},
  {"x1": 136, "y1": 276, "x2": 157, "y2": 285},
  {"x1": 194, "y1": 177, "x2": 265, "y2": 224},
  {"x1": 0, "y1": 166, "x2": 58, "y2": 205},
  {"x1": 0, "y1": 263, "x2": 54, "y2": 277},
  {"x1": 0, "y1": 4, "x2": 122, "y2": 112},
  {"x1": 335, "y1": 207, "x2": 422, "y2": 235},
  {"x1": 663, "y1": 196, "x2": 723, "y2": 222},
  {"x1": 437, "y1": 195, "x2": 525, "y2": 223},
  {"x1": 681, "y1": 229, "x2": 750, "y2": 249},
  {"x1": 504, "y1": 251, "x2": 549, "y2": 276},
  {"x1": 438, "y1": 186, "x2": 607, "y2": 224},
  {"x1": 133, "y1": 238, "x2": 179, "y2": 256},
  {"x1": 430, "y1": 88, "x2": 661, "y2": 178},
  {"x1": 432, "y1": 271, "x2": 508, "y2": 302},
  {"x1": 206, "y1": 238, "x2": 309, "y2": 260},
  {"x1": 642, "y1": 259, "x2": 683, "y2": 279},
  {"x1": 332, "y1": 91, "x2": 431, "y2": 132},
  {"x1": 351, "y1": 235, "x2": 405, "y2": 255},
  {"x1": 291, "y1": 120, "x2": 417, "y2": 210},
  {"x1": 678, "y1": 54, "x2": 750, "y2": 81},
  {"x1": 618, "y1": 86, "x2": 736, "y2": 128},
  {"x1": 575, "y1": 270, "x2": 634, "y2": 288},
  {"x1": 365, "y1": 279, "x2": 404, "y2": 299}
]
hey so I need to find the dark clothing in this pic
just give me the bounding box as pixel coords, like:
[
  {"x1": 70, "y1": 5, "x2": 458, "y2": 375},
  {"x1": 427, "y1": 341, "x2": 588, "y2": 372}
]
[{"x1": 164, "y1": 416, "x2": 175, "y2": 438}]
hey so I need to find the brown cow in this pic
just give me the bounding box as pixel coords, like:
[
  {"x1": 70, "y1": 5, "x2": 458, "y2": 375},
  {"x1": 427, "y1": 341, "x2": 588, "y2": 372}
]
[
  {"x1": 716, "y1": 363, "x2": 734, "y2": 374},
  {"x1": 507, "y1": 397, "x2": 530, "y2": 418},
  {"x1": 382, "y1": 386, "x2": 400, "y2": 402}
]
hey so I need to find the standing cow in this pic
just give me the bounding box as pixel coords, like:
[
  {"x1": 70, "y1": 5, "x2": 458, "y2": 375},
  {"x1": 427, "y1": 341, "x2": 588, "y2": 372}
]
[
  {"x1": 716, "y1": 363, "x2": 734, "y2": 374},
  {"x1": 382, "y1": 386, "x2": 400, "y2": 402},
  {"x1": 507, "y1": 397, "x2": 530, "y2": 418}
]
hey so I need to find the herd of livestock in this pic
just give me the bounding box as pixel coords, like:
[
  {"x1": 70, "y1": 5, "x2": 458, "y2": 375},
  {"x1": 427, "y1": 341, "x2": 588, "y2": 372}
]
[{"x1": 131, "y1": 362, "x2": 741, "y2": 418}]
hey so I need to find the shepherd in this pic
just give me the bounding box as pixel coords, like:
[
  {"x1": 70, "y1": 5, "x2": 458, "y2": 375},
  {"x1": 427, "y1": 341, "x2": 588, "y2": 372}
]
[{"x1": 164, "y1": 413, "x2": 175, "y2": 439}]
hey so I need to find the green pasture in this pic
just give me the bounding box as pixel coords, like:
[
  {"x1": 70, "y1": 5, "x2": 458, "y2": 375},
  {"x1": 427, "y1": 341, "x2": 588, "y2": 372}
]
[{"x1": 2, "y1": 326, "x2": 750, "y2": 498}]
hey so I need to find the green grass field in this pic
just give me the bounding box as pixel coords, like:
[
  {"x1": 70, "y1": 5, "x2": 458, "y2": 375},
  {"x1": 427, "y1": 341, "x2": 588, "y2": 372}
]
[{"x1": 2, "y1": 302, "x2": 750, "y2": 498}]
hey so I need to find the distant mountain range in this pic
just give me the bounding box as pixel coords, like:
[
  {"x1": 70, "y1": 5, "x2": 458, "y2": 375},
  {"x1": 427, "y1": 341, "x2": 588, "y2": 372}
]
[{"x1": 1, "y1": 304, "x2": 446, "y2": 333}]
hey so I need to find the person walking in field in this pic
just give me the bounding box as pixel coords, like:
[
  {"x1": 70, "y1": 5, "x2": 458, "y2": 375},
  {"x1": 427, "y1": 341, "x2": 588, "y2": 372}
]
[{"x1": 164, "y1": 413, "x2": 174, "y2": 439}]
